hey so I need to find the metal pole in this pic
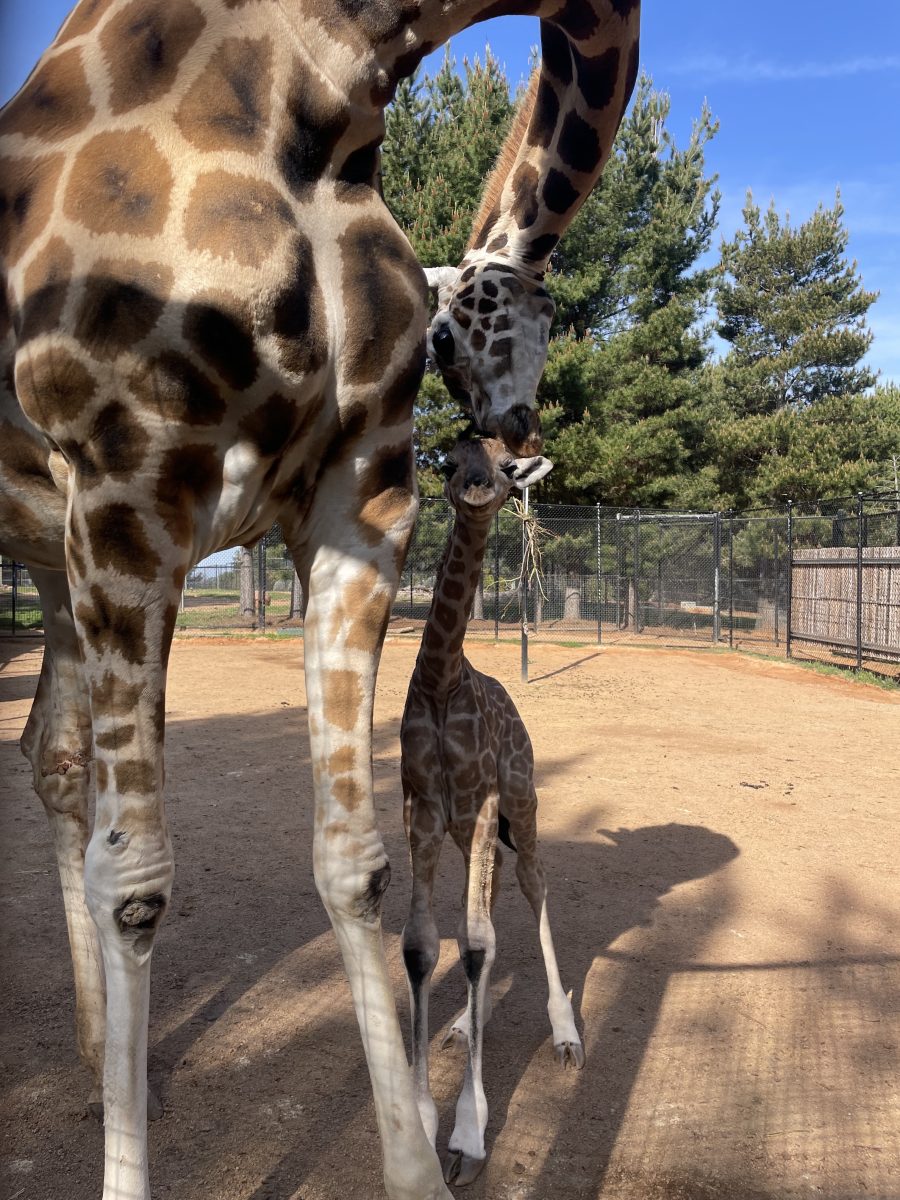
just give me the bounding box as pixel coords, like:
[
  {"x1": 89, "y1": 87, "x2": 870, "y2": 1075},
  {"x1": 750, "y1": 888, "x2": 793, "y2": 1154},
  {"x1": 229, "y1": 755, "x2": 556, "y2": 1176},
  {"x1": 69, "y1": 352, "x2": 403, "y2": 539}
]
[
  {"x1": 11, "y1": 561, "x2": 17, "y2": 636},
  {"x1": 494, "y1": 511, "x2": 500, "y2": 640},
  {"x1": 258, "y1": 541, "x2": 266, "y2": 631},
  {"x1": 773, "y1": 526, "x2": 780, "y2": 646},
  {"x1": 633, "y1": 508, "x2": 640, "y2": 634},
  {"x1": 713, "y1": 512, "x2": 721, "y2": 644},
  {"x1": 728, "y1": 513, "x2": 734, "y2": 649},
  {"x1": 521, "y1": 487, "x2": 529, "y2": 681},
  {"x1": 856, "y1": 491, "x2": 864, "y2": 672},
  {"x1": 596, "y1": 502, "x2": 602, "y2": 645},
  {"x1": 408, "y1": 519, "x2": 414, "y2": 616},
  {"x1": 786, "y1": 501, "x2": 793, "y2": 659}
]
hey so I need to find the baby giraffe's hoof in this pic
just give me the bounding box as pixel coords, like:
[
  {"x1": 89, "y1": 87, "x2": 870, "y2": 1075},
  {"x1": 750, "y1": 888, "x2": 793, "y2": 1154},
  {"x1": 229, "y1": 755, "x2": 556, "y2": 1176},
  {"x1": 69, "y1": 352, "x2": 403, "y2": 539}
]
[
  {"x1": 443, "y1": 1148, "x2": 486, "y2": 1186},
  {"x1": 554, "y1": 1040, "x2": 586, "y2": 1070}
]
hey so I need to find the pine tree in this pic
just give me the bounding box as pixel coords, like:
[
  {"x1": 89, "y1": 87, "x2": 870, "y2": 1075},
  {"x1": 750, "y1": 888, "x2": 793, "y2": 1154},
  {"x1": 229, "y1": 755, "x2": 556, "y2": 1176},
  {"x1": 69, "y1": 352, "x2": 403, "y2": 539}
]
[
  {"x1": 539, "y1": 78, "x2": 721, "y2": 508},
  {"x1": 715, "y1": 193, "x2": 878, "y2": 414}
]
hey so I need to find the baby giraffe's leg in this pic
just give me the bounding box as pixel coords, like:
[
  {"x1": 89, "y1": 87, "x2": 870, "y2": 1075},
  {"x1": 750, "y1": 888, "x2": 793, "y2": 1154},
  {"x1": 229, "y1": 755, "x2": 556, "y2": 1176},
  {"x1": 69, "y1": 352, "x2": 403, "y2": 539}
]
[
  {"x1": 441, "y1": 845, "x2": 502, "y2": 1048},
  {"x1": 512, "y1": 807, "x2": 585, "y2": 1069},
  {"x1": 444, "y1": 808, "x2": 499, "y2": 1186},
  {"x1": 402, "y1": 805, "x2": 444, "y2": 1145}
]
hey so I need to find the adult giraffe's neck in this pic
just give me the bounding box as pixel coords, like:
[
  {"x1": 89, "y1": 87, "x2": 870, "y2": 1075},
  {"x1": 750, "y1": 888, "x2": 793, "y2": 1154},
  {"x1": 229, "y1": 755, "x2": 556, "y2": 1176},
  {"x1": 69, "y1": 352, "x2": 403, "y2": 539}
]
[
  {"x1": 413, "y1": 511, "x2": 491, "y2": 697},
  {"x1": 466, "y1": 6, "x2": 641, "y2": 273}
]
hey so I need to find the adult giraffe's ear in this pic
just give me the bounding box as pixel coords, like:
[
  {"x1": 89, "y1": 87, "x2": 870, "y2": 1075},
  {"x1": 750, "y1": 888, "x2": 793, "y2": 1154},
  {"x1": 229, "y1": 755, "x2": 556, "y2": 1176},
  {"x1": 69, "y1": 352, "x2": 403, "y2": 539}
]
[
  {"x1": 423, "y1": 266, "x2": 461, "y2": 306},
  {"x1": 511, "y1": 456, "x2": 553, "y2": 489}
]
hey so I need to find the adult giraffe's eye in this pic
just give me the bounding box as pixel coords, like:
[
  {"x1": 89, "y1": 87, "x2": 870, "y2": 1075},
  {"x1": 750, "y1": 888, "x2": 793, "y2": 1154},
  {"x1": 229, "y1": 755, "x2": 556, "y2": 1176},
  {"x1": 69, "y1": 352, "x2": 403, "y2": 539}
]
[{"x1": 432, "y1": 325, "x2": 456, "y2": 365}]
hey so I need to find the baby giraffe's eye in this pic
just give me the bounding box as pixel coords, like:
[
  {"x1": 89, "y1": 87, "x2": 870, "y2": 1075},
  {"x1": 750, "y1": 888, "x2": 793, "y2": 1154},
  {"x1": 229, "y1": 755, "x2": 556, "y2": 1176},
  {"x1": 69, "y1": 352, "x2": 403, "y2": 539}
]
[
  {"x1": 500, "y1": 461, "x2": 517, "y2": 478},
  {"x1": 441, "y1": 460, "x2": 457, "y2": 480}
]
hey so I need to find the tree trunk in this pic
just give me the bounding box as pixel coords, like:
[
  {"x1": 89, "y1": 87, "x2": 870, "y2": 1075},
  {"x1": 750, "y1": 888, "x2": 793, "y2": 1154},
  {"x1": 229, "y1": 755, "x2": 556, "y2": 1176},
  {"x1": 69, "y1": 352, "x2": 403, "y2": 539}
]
[
  {"x1": 290, "y1": 570, "x2": 304, "y2": 619},
  {"x1": 564, "y1": 578, "x2": 581, "y2": 621},
  {"x1": 471, "y1": 574, "x2": 484, "y2": 621},
  {"x1": 240, "y1": 547, "x2": 256, "y2": 617}
]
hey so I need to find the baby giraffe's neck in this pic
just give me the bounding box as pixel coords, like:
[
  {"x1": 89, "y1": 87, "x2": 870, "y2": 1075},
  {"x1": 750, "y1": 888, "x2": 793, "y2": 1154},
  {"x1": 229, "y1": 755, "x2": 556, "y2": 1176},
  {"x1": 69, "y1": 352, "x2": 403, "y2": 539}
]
[{"x1": 413, "y1": 511, "x2": 492, "y2": 696}]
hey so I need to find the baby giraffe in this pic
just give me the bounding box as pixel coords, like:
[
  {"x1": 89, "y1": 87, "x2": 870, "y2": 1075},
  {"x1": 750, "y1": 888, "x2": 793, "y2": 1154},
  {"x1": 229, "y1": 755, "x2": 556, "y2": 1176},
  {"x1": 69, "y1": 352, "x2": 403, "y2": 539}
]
[{"x1": 401, "y1": 437, "x2": 584, "y2": 1187}]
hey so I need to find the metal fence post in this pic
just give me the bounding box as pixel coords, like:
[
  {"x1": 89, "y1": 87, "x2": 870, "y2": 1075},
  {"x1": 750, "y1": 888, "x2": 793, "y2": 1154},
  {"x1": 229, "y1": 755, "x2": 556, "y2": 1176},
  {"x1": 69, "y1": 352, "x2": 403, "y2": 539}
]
[
  {"x1": 633, "y1": 508, "x2": 640, "y2": 634},
  {"x1": 773, "y1": 526, "x2": 780, "y2": 646},
  {"x1": 596, "y1": 502, "x2": 602, "y2": 645},
  {"x1": 727, "y1": 512, "x2": 734, "y2": 648},
  {"x1": 409, "y1": 519, "x2": 415, "y2": 616},
  {"x1": 521, "y1": 487, "x2": 529, "y2": 681},
  {"x1": 713, "y1": 512, "x2": 721, "y2": 643},
  {"x1": 258, "y1": 540, "x2": 267, "y2": 631},
  {"x1": 11, "y1": 561, "x2": 17, "y2": 636},
  {"x1": 494, "y1": 511, "x2": 500, "y2": 641},
  {"x1": 856, "y1": 491, "x2": 864, "y2": 672},
  {"x1": 786, "y1": 501, "x2": 793, "y2": 658}
]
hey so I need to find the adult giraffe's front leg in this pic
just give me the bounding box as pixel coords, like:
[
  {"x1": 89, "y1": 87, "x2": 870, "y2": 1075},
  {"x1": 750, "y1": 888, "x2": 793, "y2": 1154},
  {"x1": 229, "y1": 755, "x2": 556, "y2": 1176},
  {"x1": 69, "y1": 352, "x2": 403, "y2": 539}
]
[
  {"x1": 68, "y1": 489, "x2": 187, "y2": 1200},
  {"x1": 296, "y1": 451, "x2": 452, "y2": 1200},
  {"x1": 21, "y1": 567, "x2": 106, "y2": 1113}
]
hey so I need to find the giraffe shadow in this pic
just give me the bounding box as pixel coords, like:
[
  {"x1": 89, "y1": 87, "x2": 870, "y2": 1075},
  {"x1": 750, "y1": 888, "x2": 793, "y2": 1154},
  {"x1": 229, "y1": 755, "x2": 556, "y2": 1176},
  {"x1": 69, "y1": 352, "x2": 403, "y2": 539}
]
[{"x1": 420, "y1": 819, "x2": 740, "y2": 1198}]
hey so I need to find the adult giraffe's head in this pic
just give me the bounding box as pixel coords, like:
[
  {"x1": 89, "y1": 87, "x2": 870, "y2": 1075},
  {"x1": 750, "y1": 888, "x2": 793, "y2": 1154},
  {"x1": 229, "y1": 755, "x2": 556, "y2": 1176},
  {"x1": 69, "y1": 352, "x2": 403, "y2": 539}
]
[{"x1": 425, "y1": 260, "x2": 555, "y2": 457}]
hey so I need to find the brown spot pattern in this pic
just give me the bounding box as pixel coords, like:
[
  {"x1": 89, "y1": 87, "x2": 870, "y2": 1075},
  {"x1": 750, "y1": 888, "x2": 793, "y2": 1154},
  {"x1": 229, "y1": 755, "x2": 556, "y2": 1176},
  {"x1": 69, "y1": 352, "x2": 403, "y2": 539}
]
[
  {"x1": 0, "y1": 48, "x2": 94, "y2": 142},
  {"x1": 114, "y1": 760, "x2": 156, "y2": 794},
  {"x1": 357, "y1": 445, "x2": 414, "y2": 546},
  {"x1": 101, "y1": 1, "x2": 206, "y2": 115},
  {"x1": 175, "y1": 36, "x2": 273, "y2": 153},
  {"x1": 64, "y1": 130, "x2": 173, "y2": 237},
  {"x1": 155, "y1": 444, "x2": 222, "y2": 547},
  {"x1": 65, "y1": 401, "x2": 150, "y2": 485},
  {"x1": 84, "y1": 503, "x2": 162, "y2": 581},
  {"x1": 75, "y1": 585, "x2": 147, "y2": 663},
  {"x1": 91, "y1": 673, "x2": 143, "y2": 720},
  {"x1": 269, "y1": 234, "x2": 328, "y2": 378},
  {"x1": 339, "y1": 216, "x2": 422, "y2": 386},
  {"x1": 183, "y1": 292, "x2": 260, "y2": 390},
  {"x1": 328, "y1": 746, "x2": 356, "y2": 775},
  {"x1": 0, "y1": 153, "x2": 64, "y2": 267},
  {"x1": 95, "y1": 724, "x2": 136, "y2": 751},
  {"x1": 184, "y1": 171, "x2": 294, "y2": 266},
  {"x1": 129, "y1": 351, "x2": 225, "y2": 426},
  {"x1": 73, "y1": 258, "x2": 172, "y2": 360},
  {"x1": 18, "y1": 237, "x2": 74, "y2": 344},
  {"x1": 322, "y1": 669, "x2": 362, "y2": 733},
  {"x1": 332, "y1": 776, "x2": 362, "y2": 812}
]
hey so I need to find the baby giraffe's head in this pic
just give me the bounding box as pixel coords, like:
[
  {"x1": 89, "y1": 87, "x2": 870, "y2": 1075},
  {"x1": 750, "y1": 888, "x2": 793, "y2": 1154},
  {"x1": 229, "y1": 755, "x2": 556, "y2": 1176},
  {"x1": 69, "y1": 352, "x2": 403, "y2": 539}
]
[{"x1": 440, "y1": 437, "x2": 553, "y2": 523}]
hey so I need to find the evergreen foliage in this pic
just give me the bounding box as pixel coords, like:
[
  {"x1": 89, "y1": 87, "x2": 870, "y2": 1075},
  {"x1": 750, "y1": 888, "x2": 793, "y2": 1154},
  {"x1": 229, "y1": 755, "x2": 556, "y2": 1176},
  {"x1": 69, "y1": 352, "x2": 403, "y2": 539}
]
[{"x1": 380, "y1": 57, "x2": 896, "y2": 512}]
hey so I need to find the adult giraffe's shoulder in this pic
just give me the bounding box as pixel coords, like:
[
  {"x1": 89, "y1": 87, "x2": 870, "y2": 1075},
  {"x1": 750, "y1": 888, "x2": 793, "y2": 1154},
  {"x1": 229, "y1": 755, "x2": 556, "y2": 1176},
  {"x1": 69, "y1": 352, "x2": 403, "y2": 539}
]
[{"x1": 0, "y1": 2, "x2": 640, "y2": 1198}]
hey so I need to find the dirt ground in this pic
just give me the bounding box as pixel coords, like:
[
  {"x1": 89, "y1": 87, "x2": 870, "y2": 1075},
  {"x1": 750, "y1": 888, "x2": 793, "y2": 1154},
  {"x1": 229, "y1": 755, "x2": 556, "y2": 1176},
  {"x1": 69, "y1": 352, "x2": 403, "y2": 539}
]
[{"x1": 1, "y1": 636, "x2": 898, "y2": 1200}]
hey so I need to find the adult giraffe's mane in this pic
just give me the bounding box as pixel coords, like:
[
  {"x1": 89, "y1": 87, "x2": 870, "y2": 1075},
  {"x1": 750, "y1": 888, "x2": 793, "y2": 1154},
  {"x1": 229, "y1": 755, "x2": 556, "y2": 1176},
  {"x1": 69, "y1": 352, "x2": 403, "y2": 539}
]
[{"x1": 466, "y1": 68, "x2": 540, "y2": 254}]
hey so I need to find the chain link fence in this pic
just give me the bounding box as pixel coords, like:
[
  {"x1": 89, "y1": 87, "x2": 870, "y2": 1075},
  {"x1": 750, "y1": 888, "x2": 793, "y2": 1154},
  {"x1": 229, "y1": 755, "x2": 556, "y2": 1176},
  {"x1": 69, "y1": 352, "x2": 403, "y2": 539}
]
[{"x1": 3, "y1": 492, "x2": 898, "y2": 680}]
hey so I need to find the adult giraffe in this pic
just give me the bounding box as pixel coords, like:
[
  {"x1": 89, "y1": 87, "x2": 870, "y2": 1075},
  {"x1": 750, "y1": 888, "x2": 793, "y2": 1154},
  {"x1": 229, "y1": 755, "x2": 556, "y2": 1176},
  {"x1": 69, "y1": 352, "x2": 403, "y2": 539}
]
[{"x1": 0, "y1": 2, "x2": 640, "y2": 1197}]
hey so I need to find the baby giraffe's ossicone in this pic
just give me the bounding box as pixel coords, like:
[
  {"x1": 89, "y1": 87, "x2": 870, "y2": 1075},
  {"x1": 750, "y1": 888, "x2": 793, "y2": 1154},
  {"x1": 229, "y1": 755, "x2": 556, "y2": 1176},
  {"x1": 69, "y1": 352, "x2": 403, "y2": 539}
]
[{"x1": 400, "y1": 437, "x2": 584, "y2": 1188}]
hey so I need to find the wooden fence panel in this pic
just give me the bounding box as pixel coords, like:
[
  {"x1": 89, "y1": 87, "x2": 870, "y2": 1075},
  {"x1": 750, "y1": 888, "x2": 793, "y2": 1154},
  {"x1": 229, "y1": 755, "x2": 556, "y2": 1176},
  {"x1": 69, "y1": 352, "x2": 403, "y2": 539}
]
[{"x1": 791, "y1": 546, "x2": 900, "y2": 659}]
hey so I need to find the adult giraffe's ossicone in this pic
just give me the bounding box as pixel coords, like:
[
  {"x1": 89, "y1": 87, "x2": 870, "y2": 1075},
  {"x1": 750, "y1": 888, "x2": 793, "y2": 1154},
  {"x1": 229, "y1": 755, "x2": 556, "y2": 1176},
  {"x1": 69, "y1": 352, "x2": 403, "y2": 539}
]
[{"x1": 0, "y1": 1, "x2": 639, "y2": 1197}]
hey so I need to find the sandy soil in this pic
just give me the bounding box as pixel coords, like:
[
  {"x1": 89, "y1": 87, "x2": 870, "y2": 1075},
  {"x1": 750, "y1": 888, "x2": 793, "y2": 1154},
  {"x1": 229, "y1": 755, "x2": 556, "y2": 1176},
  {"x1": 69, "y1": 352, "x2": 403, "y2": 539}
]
[{"x1": 1, "y1": 636, "x2": 898, "y2": 1200}]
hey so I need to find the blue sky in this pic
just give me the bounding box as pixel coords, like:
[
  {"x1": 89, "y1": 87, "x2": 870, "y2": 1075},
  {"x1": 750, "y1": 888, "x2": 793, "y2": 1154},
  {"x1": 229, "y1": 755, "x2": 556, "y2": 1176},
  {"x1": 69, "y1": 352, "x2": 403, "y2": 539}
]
[{"x1": 3, "y1": 0, "x2": 899, "y2": 384}]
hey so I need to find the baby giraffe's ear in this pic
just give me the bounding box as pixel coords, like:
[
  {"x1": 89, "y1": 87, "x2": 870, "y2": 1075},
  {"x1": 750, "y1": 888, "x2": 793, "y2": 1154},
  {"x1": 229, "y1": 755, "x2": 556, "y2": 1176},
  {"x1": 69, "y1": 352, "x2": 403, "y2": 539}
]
[{"x1": 511, "y1": 456, "x2": 553, "y2": 490}]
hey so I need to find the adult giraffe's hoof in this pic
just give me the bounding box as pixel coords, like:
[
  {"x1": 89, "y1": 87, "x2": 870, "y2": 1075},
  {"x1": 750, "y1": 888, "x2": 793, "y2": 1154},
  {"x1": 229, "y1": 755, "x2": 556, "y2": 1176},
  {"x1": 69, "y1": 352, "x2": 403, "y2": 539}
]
[
  {"x1": 440, "y1": 1023, "x2": 467, "y2": 1050},
  {"x1": 443, "y1": 1148, "x2": 486, "y2": 1186},
  {"x1": 87, "y1": 1086, "x2": 164, "y2": 1121},
  {"x1": 554, "y1": 1039, "x2": 585, "y2": 1070}
]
